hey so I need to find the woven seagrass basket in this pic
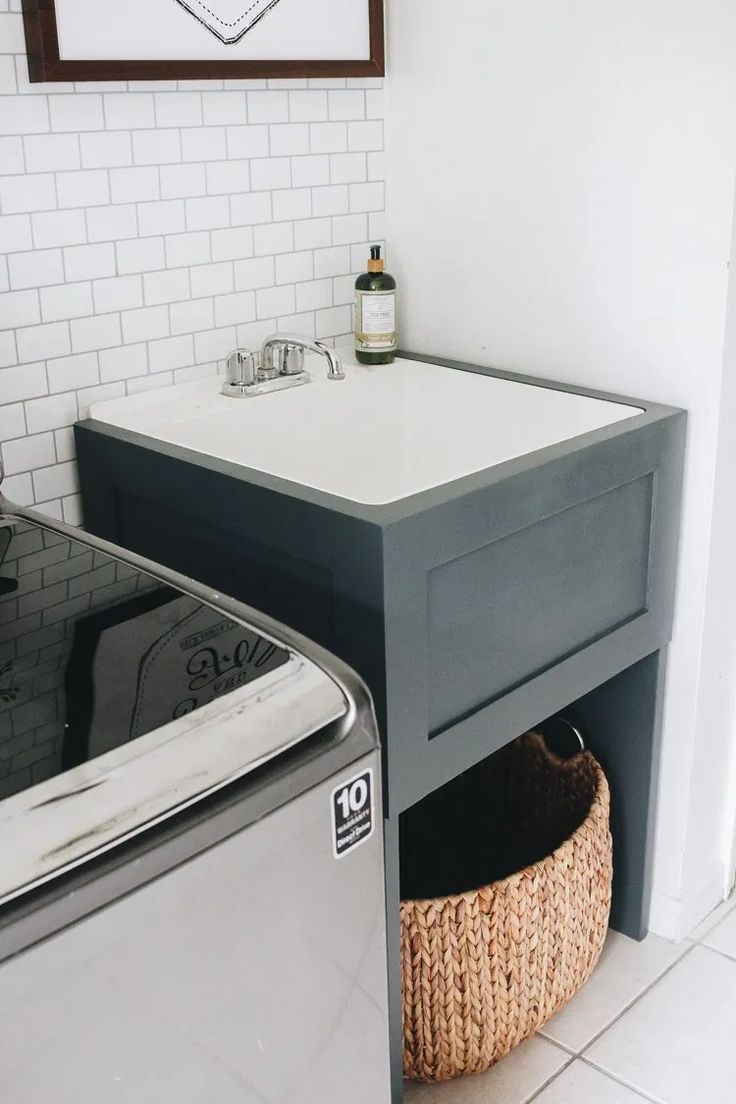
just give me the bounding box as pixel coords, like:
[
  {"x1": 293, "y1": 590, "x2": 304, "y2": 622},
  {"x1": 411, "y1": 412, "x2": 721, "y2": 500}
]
[{"x1": 400, "y1": 730, "x2": 612, "y2": 1082}]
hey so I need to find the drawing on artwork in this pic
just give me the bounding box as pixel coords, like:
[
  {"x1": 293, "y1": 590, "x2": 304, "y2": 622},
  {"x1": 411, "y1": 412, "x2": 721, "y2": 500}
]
[
  {"x1": 173, "y1": 0, "x2": 284, "y2": 45},
  {"x1": 21, "y1": 0, "x2": 381, "y2": 82}
]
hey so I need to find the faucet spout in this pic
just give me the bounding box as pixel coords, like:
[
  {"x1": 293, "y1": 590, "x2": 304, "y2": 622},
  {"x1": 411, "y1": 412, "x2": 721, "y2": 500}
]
[{"x1": 260, "y1": 333, "x2": 345, "y2": 382}]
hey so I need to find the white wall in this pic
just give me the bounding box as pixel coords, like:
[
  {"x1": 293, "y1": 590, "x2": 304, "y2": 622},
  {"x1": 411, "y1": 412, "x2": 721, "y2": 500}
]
[
  {"x1": 0, "y1": 1, "x2": 384, "y2": 523},
  {"x1": 386, "y1": 0, "x2": 736, "y2": 938}
]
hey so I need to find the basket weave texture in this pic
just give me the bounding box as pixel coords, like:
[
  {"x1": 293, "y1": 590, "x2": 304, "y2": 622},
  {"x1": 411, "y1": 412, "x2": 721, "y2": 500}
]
[{"x1": 401, "y1": 732, "x2": 612, "y2": 1082}]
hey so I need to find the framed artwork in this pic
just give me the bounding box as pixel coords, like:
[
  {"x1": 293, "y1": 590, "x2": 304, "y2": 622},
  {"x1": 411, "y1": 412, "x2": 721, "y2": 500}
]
[{"x1": 21, "y1": 0, "x2": 384, "y2": 82}]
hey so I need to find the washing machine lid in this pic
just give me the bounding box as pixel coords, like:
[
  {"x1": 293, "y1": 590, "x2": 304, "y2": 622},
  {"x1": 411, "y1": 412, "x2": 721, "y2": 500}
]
[{"x1": 0, "y1": 512, "x2": 349, "y2": 907}]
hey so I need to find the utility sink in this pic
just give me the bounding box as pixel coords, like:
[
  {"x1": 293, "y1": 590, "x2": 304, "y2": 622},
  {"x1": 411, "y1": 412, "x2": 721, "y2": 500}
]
[
  {"x1": 89, "y1": 352, "x2": 641, "y2": 506},
  {"x1": 77, "y1": 343, "x2": 683, "y2": 813},
  {"x1": 76, "y1": 348, "x2": 684, "y2": 1102}
]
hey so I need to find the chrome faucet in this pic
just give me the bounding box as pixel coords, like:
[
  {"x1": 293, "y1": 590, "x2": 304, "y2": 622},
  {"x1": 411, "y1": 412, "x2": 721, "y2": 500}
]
[{"x1": 222, "y1": 333, "x2": 345, "y2": 398}]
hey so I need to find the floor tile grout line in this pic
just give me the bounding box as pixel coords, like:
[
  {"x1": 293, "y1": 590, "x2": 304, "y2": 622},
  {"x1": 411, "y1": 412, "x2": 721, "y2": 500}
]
[
  {"x1": 523, "y1": 1051, "x2": 577, "y2": 1104},
  {"x1": 579, "y1": 1054, "x2": 667, "y2": 1104},
  {"x1": 690, "y1": 919, "x2": 735, "y2": 944},
  {"x1": 531, "y1": 918, "x2": 736, "y2": 1101},
  {"x1": 534, "y1": 920, "x2": 736, "y2": 1104},
  {"x1": 541, "y1": 938, "x2": 693, "y2": 1058},
  {"x1": 406, "y1": 925, "x2": 732, "y2": 1103},
  {"x1": 537, "y1": 1034, "x2": 576, "y2": 1058},
  {"x1": 576, "y1": 941, "x2": 696, "y2": 1058},
  {"x1": 694, "y1": 940, "x2": 736, "y2": 966},
  {"x1": 686, "y1": 894, "x2": 736, "y2": 942}
]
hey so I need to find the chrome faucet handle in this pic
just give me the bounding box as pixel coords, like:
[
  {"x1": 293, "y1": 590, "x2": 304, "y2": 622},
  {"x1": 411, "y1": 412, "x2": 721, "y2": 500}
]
[
  {"x1": 278, "y1": 343, "x2": 306, "y2": 376},
  {"x1": 222, "y1": 348, "x2": 258, "y2": 396},
  {"x1": 260, "y1": 333, "x2": 345, "y2": 382},
  {"x1": 226, "y1": 348, "x2": 257, "y2": 385}
]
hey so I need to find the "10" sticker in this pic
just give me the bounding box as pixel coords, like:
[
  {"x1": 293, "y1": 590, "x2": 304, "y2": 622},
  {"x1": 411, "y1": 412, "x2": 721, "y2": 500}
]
[{"x1": 331, "y1": 768, "x2": 375, "y2": 859}]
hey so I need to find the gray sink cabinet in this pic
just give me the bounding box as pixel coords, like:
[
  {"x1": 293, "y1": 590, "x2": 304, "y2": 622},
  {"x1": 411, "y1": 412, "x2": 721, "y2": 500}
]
[{"x1": 75, "y1": 351, "x2": 685, "y2": 1099}]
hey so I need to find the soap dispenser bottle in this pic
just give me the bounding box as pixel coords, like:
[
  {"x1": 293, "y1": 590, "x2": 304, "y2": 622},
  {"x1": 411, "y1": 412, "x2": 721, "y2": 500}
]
[{"x1": 354, "y1": 245, "x2": 397, "y2": 365}]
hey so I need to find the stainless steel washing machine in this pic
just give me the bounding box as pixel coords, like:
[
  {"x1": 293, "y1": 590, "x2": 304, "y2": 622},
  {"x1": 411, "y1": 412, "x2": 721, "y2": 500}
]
[{"x1": 0, "y1": 493, "x2": 390, "y2": 1104}]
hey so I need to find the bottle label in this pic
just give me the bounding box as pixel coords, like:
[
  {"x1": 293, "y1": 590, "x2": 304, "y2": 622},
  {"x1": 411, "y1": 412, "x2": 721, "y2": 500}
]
[{"x1": 355, "y1": 290, "x2": 397, "y2": 351}]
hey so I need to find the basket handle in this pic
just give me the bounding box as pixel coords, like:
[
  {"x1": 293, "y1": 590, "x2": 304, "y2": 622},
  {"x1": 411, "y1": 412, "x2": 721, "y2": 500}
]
[
  {"x1": 557, "y1": 717, "x2": 585, "y2": 752},
  {"x1": 538, "y1": 716, "x2": 586, "y2": 758}
]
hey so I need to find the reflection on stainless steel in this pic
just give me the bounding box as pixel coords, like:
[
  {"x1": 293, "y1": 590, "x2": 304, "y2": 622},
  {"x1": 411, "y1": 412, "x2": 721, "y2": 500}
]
[
  {"x1": 0, "y1": 489, "x2": 366, "y2": 748},
  {"x1": 0, "y1": 516, "x2": 285, "y2": 799},
  {"x1": 0, "y1": 491, "x2": 371, "y2": 906},
  {"x1": 0, "y1": 526, "x2": 16, "y2": 598},
  {"x1": 0, "y1": 506, "x2": 344, "y2": 802}
]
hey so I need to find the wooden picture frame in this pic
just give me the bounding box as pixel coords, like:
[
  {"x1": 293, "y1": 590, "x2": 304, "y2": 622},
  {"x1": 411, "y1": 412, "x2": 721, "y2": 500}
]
[{"x1": 21, "y1": 0, "x2": 384, "y2": 83}]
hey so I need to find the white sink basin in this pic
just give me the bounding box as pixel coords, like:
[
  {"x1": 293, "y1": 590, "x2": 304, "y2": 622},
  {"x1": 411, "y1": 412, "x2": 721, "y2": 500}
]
[{"x1": 89, "y1": 354, "x2": 642, "y2": 506}]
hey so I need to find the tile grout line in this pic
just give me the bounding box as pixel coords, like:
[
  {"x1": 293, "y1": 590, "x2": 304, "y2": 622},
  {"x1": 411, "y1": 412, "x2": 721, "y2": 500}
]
[
  {"x1": 574, "y1": 940, "x2": 697, "y2": 1059},
  {"x1": 687, "y1": 897, "x2": 736, "y2": 944},
  {"x1": 523, "y1": 1050, "x2": 577, "y2": 1104},
  {"x1": 693, "y1": 940, "x2": 736, "y2": 967},
  {"x1": 542, "y1": 941, "x2": 706, "y2": 1104},
  {"x1": 527, "y1": 1046, "x2": 667, "y2": 1104},
  {"x1": 579, "y1": 1054, "x2": 667, "y2": 1104},
  {"x1": 537, "y1": 1036, "x2": 576, "y2": 1058}
]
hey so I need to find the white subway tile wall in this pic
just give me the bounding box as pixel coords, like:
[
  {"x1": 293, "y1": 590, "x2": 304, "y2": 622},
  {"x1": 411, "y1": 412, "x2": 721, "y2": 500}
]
[{"x1": 0, "y1": 3, "x2": 385, "y2": 527}]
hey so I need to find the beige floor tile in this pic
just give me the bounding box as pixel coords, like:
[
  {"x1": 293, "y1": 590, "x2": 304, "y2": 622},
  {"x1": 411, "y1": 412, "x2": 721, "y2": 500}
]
[
  {"x1": 586, "y1": 946, "x2": 736, "y2": 1104},
  {"x1": 540, "y1": 929, "x2": 685, "y2": 1052}
]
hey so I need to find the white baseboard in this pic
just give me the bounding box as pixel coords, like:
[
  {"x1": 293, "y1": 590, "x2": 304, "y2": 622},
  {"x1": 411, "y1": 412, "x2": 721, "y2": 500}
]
[{"x1": 648, "y1": 861, "x2": 727, "y2": 942}]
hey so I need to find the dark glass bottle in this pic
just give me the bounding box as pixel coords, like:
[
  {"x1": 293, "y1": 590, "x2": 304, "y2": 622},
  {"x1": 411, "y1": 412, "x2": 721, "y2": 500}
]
[{"x1": 354, "y1": 245, "x2": 397, "y2": 365}]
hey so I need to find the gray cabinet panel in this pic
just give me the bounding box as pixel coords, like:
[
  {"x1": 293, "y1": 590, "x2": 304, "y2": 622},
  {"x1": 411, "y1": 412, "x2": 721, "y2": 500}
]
[
  {"x1": 116, "y1": 491, "x2": 336, "y2": 648},
  {"x1": 428, "y1": 474, "x2": 652, "y2": 733}
]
